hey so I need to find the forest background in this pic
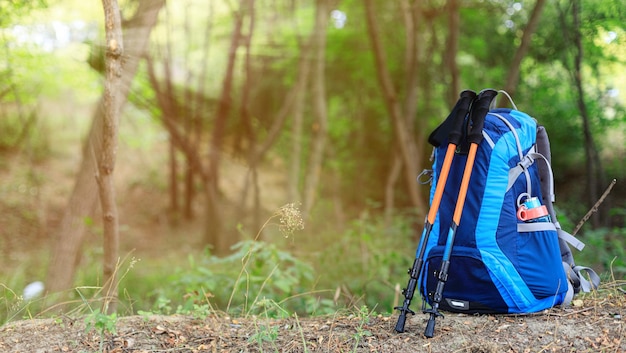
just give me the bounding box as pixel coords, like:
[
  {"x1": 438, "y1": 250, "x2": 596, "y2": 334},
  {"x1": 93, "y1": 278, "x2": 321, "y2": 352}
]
[{"x1": 1, "y1": 0, "x2": 625, "y2": 322}]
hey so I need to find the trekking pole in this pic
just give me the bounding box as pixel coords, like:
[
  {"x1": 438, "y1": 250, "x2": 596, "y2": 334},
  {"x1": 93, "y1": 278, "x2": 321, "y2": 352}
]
[
  {"x1": 423, "y1": 88, "x2": 498, "y2": 338},
  {"x1": 394, "y1": 90, "x2": 476, "y2": 333}
]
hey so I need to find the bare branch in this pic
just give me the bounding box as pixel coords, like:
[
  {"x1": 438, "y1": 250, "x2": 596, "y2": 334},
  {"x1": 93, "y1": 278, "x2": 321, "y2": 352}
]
[{"x1": 572, "y1": 179, "x2": 617, "y2": 236}]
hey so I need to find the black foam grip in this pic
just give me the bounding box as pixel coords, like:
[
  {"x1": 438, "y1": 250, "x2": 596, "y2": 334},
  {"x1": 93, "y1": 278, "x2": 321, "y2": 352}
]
[
  {"x1": 428, "y1": 90, "x2": 477, "y2": 147},
  {"x1": 467, "y1": 89, "x2": 498, "y2": 144}
]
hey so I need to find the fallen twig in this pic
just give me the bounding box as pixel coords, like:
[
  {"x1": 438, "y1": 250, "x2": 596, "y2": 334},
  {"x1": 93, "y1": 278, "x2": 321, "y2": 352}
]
[
  {"x1": 572, "y1": 179, "x2": 617, "y2": 236},
  {"x1": 547, "y1": 307, "x2": 594, "y2": 318}
]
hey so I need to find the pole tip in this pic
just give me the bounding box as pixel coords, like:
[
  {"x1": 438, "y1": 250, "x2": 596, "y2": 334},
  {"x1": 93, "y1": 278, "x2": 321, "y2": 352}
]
[{"x1": 424, "y1": 318, "x2": 436, "y2": 338}]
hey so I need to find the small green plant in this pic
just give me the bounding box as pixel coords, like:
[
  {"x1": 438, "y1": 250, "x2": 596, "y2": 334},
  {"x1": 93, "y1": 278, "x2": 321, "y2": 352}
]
[
  {"x1": 84, "y1": 308, "x2": 118, "y2": 336},
  {"x1": 153, "y1": 296, "x2": 173, "y2": 314},
  {"x1": 301, "y1": 294, "x2": 337, "y2": 316},
  {"x1": 253, "y1": 297, "x2": 290, "y2": 319},
  {"x1": 174, "y1": 289, "x2": 215, "y2": 319},
  {"x1": 137, "y1": 310, "x2": 153, "y2": 322},
  {"x1": 84, "y1": 308, "x2": 118, "y2": 352},
  {"x1": 293, "y1": 313, "x2": 310, "y2": 353},
  {"x1": 351, "y1": 305, "x2": 374, "y2": 352},
  {"x1": 248, "y1": 298, "x2": 289, "y2": 352},
  {"x1": 0, "y1": 284, "x2": 24, "y2": 324},
  {"x1": 248, "y1": 322, "x2": 280, "y2": 349}
]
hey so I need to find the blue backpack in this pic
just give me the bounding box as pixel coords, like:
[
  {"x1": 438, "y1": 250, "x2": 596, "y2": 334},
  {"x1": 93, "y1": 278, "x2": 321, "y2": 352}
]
[{"x1": 419, "y1": 99, "x2": 600, "y2": 314}]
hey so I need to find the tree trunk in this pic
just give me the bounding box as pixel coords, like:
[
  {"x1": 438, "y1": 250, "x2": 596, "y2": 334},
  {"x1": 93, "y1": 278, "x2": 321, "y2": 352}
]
[
  {"x1": 169, "y1": 140, "x2": 179, "y2": 221},
  {"x1": 444, "y1": 0, "x2": 460, "y2": 106},
  {"x1": 99, "y1": 0, "x2": 124, "y2": 314},
  {"x1": 302, "y1": 0, "x2": 329, "y2": 219},
  {"x1": 383, "y1": 0, "x2": 424, "y2": 224},
  {"x1": 145, "y1": 55, "x2": 211, "y2": 195},
  {"x1": 571, "y1": 0, "x2": 604, "y2": 227},
  {"x1": 384, "y1": 153, "x2": 402, "y2": 225},
  {"x1": 183, "y1": 155, "x2": 193, "y2": 220},
  {"x1": 364, "y1": 0, "x2": 426, "y2": 214},
  {"x1": 237, "y1": 0, "x2": 261, "y2": 234},
  {"x1": 402, "y1": 0, "x2": 421, "y2": 131},
  {"x1": 46, "y1": 0, "x2": 165, "y2": 294},
  {"x1": 181, "y1": 6, "x2": 193, "y2": 222},
  {"x1": 239, "y1": 38, "x2": 315, "y2": 209},
  {"x1": 500, "y1": 0, "x2": 547, "y2": 103},
  {"x1": 204, "y1": 2, "x2": 245, "y2": 252},
  {"x1": 556, "y1": 0, "x2": 605, "y2": 227},
  {"x1": 288, "y1": 43, "x2": 312, "y2": 204},
  {"x1": 181, "y1": 5, "x2": 216, "y2": 222}
]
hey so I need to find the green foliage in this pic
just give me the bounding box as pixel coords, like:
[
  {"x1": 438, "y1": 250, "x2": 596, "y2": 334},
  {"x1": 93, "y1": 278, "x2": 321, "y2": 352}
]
[
  {"x1": 0, "y1": 0, "x2": 47, "y2": 26},
  {"x1": 0, "y1": 284, "x2": 23, "y2": 324},
  {"x1": 575, "y1": 225, "x2": 626, "y2": 279},
  {"x1": 306, "y1": 211, "x2": 418, "y2": 314},
  {"x1": 141, "y1": 211, "x2": 418, "y2": 319},
  {"x1": 248, "y1": 322, "x2": 279, "y2": 345},
  {"x1": 351, "y1": 305, "x2": 374, "y2": 351},
  {"x1": 245, "y1": 300, "x2": 306, "y2": 352},
  {"x1": 83, "y1": 308, "x2": 118, "y2": 352},
  {"x1": 153, "y1": 240, "x2": 317, "y2": 317},
  {"x1": 84, "y1": 308, "x2": 117, "y2": 336}
]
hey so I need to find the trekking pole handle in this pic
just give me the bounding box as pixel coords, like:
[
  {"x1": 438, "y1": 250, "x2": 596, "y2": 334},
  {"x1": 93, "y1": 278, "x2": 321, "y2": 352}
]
[
  {"x1": 467, "y1": 89, "x2": 498, "y2": 144},
  {"x1": 447, "y1": 90, "x2": 477, "y2": 146},
  {"x1": 428, "y1": 90, "x2": 476, "y2": 147}
]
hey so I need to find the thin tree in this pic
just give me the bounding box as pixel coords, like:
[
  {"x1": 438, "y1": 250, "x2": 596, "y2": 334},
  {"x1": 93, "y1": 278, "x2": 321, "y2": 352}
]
[
  {"x1": 364, "y1": 0, "x2": 426, "y2": 214},
  {"x1": 288, "y1": 43, "x2": 312, "y2": 207},
  {"x1": 570, "y1": 0, "x2": 604, "y2": 226},
  {"x1": 238, "y1": 9, "x2": 315, "y2": 214},
  {"x1": 204, "y1": 2, "x2": 246, "y2": 252},
  {"x1": 302, "y1": 0, "x2": 330, "y2": 218},
  {"x1": 46, "y1": 0, "x2": 165, "y2": 294},
  {"x1": 236, "y1": 0, "x2": 261, "y2": 232},
  {"x1": 500, "y1": 0, "x2": 547, "y2": 103},
  {"x1": 144, "y1": 54, "x2": 211, "y2": 208},
  {"x1": 557, "y1": 0, "x2": 605, "y2": 227},
  {"x1": 384, "y1": 0, "x2": 423, "y2": 223},
  {"x1": 444, "y1": 0, "x2": 461, "y2": 106},
  {"x1": 99, "y1": 0, "x2": 124, "y2": 314},
  {"x1": 180, "y1": 3, "x2": 216, "y2": 221},
  {"x1": 152, "y1": 3, "x2": 216, "y2": 223}
]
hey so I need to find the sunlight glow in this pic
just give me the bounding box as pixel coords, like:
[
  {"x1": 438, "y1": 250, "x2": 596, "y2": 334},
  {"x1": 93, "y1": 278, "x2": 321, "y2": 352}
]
[
  {"x1": 331, "y1": 9, "x2": 347, "y2": 29},
  {"x1": 605, "y1": 31, "x2": 618, "y2": 43},
  {"x1": 8, "y1": 20, "x2": 96, "y2": 51}
]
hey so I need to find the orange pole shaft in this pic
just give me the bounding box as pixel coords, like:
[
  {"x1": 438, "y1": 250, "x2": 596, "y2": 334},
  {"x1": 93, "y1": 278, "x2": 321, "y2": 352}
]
[
  {"x1": 452, "y1": 143, "x2": 478, "y2": 224},
  {"x1": 426, "y1": 144, "x2": 457, "y2": 224}
]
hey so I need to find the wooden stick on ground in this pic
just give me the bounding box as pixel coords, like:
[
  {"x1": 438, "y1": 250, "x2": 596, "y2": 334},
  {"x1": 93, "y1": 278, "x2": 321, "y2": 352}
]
[{"x1": 572, "y1": 179, "x2": 617, "y2": 236}]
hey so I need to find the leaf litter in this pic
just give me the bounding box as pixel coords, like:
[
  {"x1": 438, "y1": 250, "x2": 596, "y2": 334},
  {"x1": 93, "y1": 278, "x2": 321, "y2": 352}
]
[{"x1": 0, "y1": 292, "x2": 624, "y2": 353}]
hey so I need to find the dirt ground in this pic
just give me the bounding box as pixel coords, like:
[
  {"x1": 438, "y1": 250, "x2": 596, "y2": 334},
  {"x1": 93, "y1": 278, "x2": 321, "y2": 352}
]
[{"x1": 1, "y1": 292, "x2": 624, "y2": 353}]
